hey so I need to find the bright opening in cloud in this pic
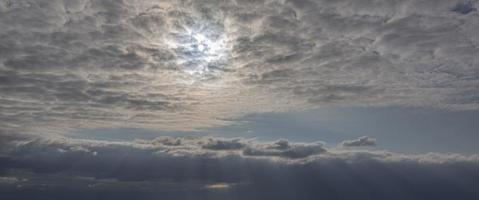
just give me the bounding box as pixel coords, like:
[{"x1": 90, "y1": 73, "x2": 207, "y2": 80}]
[{"x1": 168, "y1": 25, "x2": 230, "y2": 77}]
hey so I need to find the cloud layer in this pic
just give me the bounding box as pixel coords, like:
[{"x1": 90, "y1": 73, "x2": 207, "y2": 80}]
[
  {"x1": 0, "y1": 134, "x2": 478, "y2": 200},
  {"x1": 2, "y1": 1, "x2": 478, "y2": 198},
  {"x1": 1, "y1": 0, "x2": 479, "y2": 133}
]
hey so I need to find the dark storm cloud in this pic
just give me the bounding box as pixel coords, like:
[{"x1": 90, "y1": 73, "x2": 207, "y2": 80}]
[
  {"x1": 1, "y1": 0, "x2": 479, "y2": 133},
  {"x1": 341, "y1": 136, "x2": 377, "y2": 147},
  {"x1": 0, "y1": 134, "x2": 478, "y2": 200}
]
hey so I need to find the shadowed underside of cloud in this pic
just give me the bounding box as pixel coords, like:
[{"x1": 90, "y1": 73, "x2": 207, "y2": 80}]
[
  {"x1": 451, "y1": 1, "x2": 477, "y2": 14},
  {"x1": 1, "y1": 0, "x2": 479, "y2": 133},
  {"x1": 0, "y1": 134, "x2": 478, "y2": 200}
]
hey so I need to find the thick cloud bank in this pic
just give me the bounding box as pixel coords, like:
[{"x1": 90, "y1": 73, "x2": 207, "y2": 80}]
[
  {"x1": 1, "y1": 0, "x2": 479, "y2": 133},
  {"x1": 0, "y1": 134, "x2": 479, "y2": 200}
]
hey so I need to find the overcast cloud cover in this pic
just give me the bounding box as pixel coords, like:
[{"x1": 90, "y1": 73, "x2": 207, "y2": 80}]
[
  {"x1": 1, "y1": 0, "x2": 479, "y2": 133},
  {"x1": 1, "y1": 0, "x2": 479, "y2": 199}
]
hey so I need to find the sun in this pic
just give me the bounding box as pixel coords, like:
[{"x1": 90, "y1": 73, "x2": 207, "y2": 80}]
[{"x1": 168, "y1": 25, "x2": 230, "y2": 77}]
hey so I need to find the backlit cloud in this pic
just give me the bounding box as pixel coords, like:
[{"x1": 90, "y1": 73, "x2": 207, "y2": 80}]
[{"x1": 1, "y1": 0, "x2": 479, "y2": 134}]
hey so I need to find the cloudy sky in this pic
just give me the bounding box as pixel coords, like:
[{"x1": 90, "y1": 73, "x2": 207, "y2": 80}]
[{"x1": 1, "y1": 0, "x2": 479, "y2": 199}]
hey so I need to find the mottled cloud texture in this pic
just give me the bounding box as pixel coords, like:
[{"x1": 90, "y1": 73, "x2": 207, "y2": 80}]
[
  {"x1": 2, "y1": 1, "x2": 479, "y2": 199},
  {"x1": 1, "y1": 0, "x2": 479, "y2": 133},
  {"x1": 0, "y1": 134, "x2": 479, "y2": 199}
]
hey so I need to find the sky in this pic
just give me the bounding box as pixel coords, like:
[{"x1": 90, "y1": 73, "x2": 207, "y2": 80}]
[{"x1": 1, "y1": 0, "x2": 479, "y2": 199}]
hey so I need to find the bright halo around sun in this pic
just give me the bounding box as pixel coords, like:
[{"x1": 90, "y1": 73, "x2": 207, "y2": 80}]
[{"x1": 168, "y1": 24, "x2": 230, "y2": 78}]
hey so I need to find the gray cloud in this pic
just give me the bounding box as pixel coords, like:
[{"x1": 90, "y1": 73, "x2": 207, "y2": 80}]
[
  {"x1": 451, "y1": 1, "x2": 477, "y2": 14},
  {"x1": 243, "y1": 140, "x2": 326, "y2": 159},
  {"x1": 0, "y1": 177, "x2": 23, "y2": 185},
  {"x1": 1, "y1": 0, "x2": 479, "y2": 133},
  {"x1": 202, "y1": 138, "x2": 246, "y2": 150},
  {"x1": 1, "y1": 133, "x2": 476, "y2": 165},
  {"x1": 1, "y1": 1, "x2": 479, "y2": 198},
  {"x1": 341, "y1": 136, "x2": 377, "y2": 147},
  {"x1": 0, "y1": 134, "x2": 478, "y2": 200}
]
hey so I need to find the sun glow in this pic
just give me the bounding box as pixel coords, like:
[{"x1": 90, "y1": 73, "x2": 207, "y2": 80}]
[{"x1": 167, "y1": 26, "x2": 230, "y2": 77}]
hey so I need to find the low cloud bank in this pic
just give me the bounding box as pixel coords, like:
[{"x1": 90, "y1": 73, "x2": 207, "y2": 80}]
[{"x1": 0, "y1": 134, "x2": 478, "y2": 200}]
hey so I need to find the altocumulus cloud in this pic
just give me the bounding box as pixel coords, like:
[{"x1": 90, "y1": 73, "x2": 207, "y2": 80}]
[
  {"x1": 0, "y1": 134, "x2": 478, "y2": 200},
  {"x1": 1, "y1": 0, "x2": 479, "y2": 134}
]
